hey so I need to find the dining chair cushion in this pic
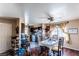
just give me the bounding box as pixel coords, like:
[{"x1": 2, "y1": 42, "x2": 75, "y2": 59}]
[
  {"x1": 51, "y1": 46, "x2": 61, "y2": 51},
  {"x1": 53, "y1": 43, "x2": 58, "y2": 47}
]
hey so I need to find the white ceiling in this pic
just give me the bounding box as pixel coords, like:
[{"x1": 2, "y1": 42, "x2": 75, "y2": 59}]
[{"x1": 23, "y1": 3, "x2": 79, "y2": 24}]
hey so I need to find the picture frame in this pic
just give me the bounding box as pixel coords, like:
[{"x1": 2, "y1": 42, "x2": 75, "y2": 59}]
[{"x1": 68, "y1": 28, "x2": 78, "y2": 34}]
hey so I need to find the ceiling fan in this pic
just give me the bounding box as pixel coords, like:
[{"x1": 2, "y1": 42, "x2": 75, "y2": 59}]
[
  {"x1": 38, "y1": 13, "x2": 53, "y2": 21},
  {"x1": 46, "y1": 14, "x2": 54, "y2": 21},
  {"x1": 37, "y1": 12, "x2": 61, "y2": 22}
]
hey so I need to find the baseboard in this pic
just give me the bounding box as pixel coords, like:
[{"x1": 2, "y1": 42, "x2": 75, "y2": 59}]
[{"x1": 63, "y1": 46, "x2": 79, "y2": 51}]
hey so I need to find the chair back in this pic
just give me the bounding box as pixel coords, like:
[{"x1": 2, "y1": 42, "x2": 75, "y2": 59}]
[{"x1": 58, "y1": 38, "x2": 64, "y2": 51}]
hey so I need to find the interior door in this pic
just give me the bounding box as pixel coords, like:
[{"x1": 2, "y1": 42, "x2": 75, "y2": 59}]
[{"x1": 0, "y1": 23, "x2": 12, "y2": 53}]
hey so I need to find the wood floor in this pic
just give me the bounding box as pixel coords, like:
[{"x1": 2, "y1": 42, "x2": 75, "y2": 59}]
[
  {"x1": 0, "y1": 48, "x2": 79, "y2": 56},
  {"x1": 25, "y1": 48, "x2": 79, "y2": 56},
  {"x1": 63, "y1": 48, "x2": 79, "y2": 56}
]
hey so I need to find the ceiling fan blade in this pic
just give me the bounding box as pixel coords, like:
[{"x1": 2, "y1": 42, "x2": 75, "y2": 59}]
[
  {"x1": 45, "y1": 12, "x2": 52, "y2": 17},
  {"x1": 54, "y1": 17, "x2": 62, "y2": 19}
]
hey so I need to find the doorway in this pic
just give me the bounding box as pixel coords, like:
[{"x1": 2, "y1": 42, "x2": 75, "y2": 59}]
[{"x1": 0, "y1": 23, "x2": 12, "y2": 53}]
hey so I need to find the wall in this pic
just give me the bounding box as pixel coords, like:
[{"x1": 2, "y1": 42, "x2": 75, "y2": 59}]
[{"x1": 64, "y1": 20, "x2": 79, "y2": 51}]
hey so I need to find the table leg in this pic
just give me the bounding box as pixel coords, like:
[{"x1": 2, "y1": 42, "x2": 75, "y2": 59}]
[{"x1": 48, "y1": 47, "x2": 53, "y2": 56}]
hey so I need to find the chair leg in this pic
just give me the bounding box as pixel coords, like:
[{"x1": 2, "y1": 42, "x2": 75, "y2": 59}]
[
  {"x1": 58, "y1": 51, "x2": 61, "y2": 56},
  {"x1": 53, "y1": 51, "x2": 58, "y2": 56},
  {"x1": 53, "y1": 51, "x2": 56, "y2": 56},
  {"x1": 59, "y1": 51, "x2": 61, "y2": 56},
  {"x1": 62, "y1": 48, "x2": 64, "y2": 56}
]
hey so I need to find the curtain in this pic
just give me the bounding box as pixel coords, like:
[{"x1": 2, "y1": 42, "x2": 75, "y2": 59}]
[
  {"x1": 58, "y1": 23, "x2": 71, "y2": 44},
  {"x1": 49, "y1": 24, "x2": 56, "y2": 37}
]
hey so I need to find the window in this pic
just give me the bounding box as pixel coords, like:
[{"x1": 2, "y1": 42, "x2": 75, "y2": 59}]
[{"x1": 51, "y1": 26, "x2": 64, "y2": 37}]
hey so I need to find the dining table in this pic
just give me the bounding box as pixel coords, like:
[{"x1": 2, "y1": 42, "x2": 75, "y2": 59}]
[
  {"x1": 26, "y1": 39, "x2": 58, "y2": 56},
  {"x1": 39, "y1": 39, "x2": 58, "y2": 55}
]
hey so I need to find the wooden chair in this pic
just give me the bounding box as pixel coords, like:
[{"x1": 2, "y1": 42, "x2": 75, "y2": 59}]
[{"x1": 51, "y1": 38, "x2": 64, "y2": 56}]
